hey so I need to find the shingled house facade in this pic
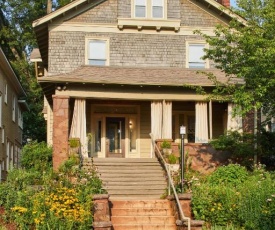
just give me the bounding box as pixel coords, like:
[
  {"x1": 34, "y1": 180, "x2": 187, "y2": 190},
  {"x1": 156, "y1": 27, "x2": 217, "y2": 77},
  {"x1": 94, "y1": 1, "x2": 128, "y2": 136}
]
[
  {"x1": 32, "y1": 0, "x2": 244, "y2": 169},
  {"x1": 0, "y1": 47, "x2": 28, "y2": 181}
]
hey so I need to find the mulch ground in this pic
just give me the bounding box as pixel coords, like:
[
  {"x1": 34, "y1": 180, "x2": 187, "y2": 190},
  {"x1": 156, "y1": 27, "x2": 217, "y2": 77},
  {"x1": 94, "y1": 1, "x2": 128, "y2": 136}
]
[{"x1": 0, "y1": 207, "x2": 17, "y2": 230}]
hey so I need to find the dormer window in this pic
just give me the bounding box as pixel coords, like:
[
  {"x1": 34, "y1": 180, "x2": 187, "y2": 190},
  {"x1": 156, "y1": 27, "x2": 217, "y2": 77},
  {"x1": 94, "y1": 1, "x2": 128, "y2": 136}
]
[
  {"x1": 133, "y1": 0, "x2": 165, "y2": 19},
  {"x1": 86, "y1": 38, "x2": 109, "y2": 66}
]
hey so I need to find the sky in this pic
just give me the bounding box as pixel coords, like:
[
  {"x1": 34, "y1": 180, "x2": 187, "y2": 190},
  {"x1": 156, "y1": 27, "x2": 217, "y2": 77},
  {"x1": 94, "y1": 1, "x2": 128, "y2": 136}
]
[{"x1": 231, "y1": 0, "x2": 237, "y2": 7}]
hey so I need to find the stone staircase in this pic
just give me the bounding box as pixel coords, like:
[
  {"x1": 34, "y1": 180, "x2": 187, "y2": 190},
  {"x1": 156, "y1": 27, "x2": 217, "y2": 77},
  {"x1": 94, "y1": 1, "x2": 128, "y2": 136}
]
[{"x1": 85, "y1": 158, "x2": 167, "y2": 199}]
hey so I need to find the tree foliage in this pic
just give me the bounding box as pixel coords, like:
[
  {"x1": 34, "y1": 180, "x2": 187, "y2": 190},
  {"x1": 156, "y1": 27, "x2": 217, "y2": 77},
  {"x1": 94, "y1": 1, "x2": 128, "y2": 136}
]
[
  {"x1": 196, "y1": 0, "x2": 275, "y2": 119},
  {"x1": 0, "y1": 0, "x2": 73, "y2": 142}
]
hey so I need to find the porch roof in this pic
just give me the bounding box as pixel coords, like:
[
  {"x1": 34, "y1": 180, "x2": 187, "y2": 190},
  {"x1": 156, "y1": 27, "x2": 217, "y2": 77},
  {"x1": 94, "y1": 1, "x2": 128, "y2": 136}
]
[{"x1": 38, "y1": 65, "x2": 242, "y2": 86}]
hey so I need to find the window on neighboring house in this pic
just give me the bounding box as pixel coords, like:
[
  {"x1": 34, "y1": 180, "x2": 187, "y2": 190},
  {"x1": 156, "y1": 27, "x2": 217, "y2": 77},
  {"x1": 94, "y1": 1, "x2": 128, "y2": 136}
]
[
  {"x1": 12, "y1": 95, "x2": 16, "y2": 122},
  {"x1": 1, "y1": 128, "x2": 4, "y2": 144},
  {"x1": 6, "y1": 141, "x2": 10, "y2": 171},
  {"x1": 134, "y1": 0, "x2": 165, "y2": 18},
  {"x1": 87, "y1": 39, "x2": 108, "y2": 66},
  {"x1": 18, "y1": 108, "x2": 23, "y2": 128},
  {"x1": 4, "y1": 84, "x2": 7, "y2": 104},
  {"x1": 187, "y1": 43, "x2": 207, "y2": 69},
  {"x1": 0, "y1": 94, "x2": 2, "y2": 128}
]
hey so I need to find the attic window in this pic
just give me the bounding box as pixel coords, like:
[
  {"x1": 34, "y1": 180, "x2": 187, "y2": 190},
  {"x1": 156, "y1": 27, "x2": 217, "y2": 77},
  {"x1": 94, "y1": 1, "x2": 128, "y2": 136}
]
[{"x1": 133, "y1": 0, "x2": 165, "y2": 19}]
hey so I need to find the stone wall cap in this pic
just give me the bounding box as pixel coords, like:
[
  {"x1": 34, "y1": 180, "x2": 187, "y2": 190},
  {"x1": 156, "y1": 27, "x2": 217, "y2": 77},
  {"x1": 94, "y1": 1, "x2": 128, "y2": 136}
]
[
  {"x1": 93, "y1": 194, "x2": 110, "y2": 200},
  {"x1": 167, "y1": 193, "x2": 192, "y2": 200},
  {"x1": 93, "y1": 221, "x2": 112, "y2": 228}
]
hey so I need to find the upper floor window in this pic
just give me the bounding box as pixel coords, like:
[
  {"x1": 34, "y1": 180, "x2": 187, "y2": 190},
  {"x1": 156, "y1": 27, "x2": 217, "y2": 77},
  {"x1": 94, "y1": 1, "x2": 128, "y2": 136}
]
[
  {"x1": 133, "y1": 0, "x2": 165, "y2": 19},
  {"x1": 18, "y1": 108, "x2": 23, "y2": 129},
  {"x1": 87, "y1": 39, "x2": 109, "y2": 66},
  {"x1": 187, "y1": 42, "x2": 208, "y2": 69}
]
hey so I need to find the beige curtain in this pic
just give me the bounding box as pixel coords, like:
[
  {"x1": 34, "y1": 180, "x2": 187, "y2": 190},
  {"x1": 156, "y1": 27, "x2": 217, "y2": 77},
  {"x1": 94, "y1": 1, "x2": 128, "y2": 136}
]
[
  {"x1": 70, "y1": 99, "x2": 88, "y2": 157},
  {"x1": 227, "y1": 103, "x2": 243, "y2": 132},
  {"x1": 151, "y1": 101, "x2": 163, "y2": 140},
  {"x1": 195, "y1": 102, "x2": 208, "y2": 143},
  {"x1": 162, "y1": 100, "x2": 172, "y2": 139}
]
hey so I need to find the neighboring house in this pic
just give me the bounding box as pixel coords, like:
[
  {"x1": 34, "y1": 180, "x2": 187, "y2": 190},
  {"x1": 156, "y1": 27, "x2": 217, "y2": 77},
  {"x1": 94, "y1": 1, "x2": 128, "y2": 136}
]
[
  {"x1": 32, "y1": 0, "x2": 245, "y2": 169},
  {"x1": 0, "y1": 47, "x2": 28, "y2": 181}
]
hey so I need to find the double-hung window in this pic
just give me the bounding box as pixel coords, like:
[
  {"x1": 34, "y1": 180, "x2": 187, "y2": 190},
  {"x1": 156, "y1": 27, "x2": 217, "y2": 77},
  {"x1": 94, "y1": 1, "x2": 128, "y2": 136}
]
[
  {"x1": 135, "y1": 0, "x2": 146, "y2": 17},
  {"x1": 134, "y1": 0, "x2": 164, "y2": 19},
  {"x1": 187, "y1": 43, "x2": 207, "y2": 69},
  {"x1": 0, "y1": 94, "x2": 2, "y2": 128},
  {"x1": 152, "y1": 0, "x2": 163, "y2": 18},
  {"x1": 87, "y1": 39, "x2": 109, "y2": 66}
]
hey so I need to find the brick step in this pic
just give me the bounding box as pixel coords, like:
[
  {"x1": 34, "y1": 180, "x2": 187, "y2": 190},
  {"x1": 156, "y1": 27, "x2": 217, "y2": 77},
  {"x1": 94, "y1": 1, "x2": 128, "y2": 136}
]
[
  {"x1": 111, "y1": 208, "x2": 174, "y2": 216},
  {"x1": 111, "y1": 200, "x2": 171, "y2": 209},
  {"x1": 111, "y1": 216, "x2": 175, "y2": 225},
  {"x1": 112, "y1": 224, "x2": 177, "y2": 230}
]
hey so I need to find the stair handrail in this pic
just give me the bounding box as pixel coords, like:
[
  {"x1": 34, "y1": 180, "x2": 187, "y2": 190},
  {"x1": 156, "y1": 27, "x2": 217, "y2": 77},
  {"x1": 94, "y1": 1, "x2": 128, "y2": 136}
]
[{"x1": 150, "y1": 133, "x2": 191, "y2": 230}]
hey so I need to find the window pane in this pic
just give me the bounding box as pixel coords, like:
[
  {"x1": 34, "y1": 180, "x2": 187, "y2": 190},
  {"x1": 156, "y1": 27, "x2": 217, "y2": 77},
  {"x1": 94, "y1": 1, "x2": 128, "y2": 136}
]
[
  {"x1": 136, "y1": 0, "x2": 146, "y2": 5},
  {"x1": 89, "y1": 40, "x2": 106, "y2": 60},
  {"x1": 89, "y1": 59, "x2": 106, "y2": 66},
  {"x1": 152, "y1": 6, "x2": 163, "y2": 18},
  {"x1": 189, "y1": 44, "x2": 205, "y2": 68},
  {"x1": 135, "y1": 6, "x2": 146, "y2": 17},
  {"x1": 153, "y1": 0, "x2": 163, "y2": 7}
]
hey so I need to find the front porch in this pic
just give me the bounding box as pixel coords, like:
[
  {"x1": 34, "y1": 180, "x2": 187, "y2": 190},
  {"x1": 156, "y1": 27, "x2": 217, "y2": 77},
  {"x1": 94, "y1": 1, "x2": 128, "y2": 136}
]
[{"x1": 50, "y1": 96, "x2": 242, "y2": 169}]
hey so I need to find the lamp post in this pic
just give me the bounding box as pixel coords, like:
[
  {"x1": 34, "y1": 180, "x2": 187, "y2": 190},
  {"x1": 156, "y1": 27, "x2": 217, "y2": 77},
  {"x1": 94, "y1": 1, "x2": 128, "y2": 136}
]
[{"x1": 180, "y1": 125, "x2": 186, "y2": 193}]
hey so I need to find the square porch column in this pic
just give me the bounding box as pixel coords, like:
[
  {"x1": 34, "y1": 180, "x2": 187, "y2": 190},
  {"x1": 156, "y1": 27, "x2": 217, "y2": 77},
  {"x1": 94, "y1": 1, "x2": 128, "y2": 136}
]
[{"x1": 52, "y1": 95, "x2": 70, "y2": 170}]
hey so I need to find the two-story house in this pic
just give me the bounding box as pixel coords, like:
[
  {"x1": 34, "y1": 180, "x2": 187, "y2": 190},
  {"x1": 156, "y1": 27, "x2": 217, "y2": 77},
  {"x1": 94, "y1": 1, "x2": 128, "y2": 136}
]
[
  {"x1": 32, "y1": 0, "x2": 244, "y2": 169},
  {"x1": 0, "y1": 47, "x2": 28, "y2": 181}
]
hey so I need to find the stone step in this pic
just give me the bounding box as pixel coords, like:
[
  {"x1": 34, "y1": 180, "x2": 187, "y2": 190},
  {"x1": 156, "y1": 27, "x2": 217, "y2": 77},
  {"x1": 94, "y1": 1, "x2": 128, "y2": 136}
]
[
  {"x1": 111, "y1": 200, "x2": 171, "y2": 209},
  {"x1": 104, "y1": 185, "x2": 166, "y2": 190},
  {"x1": 96, "y1": 169, "x2": 164, "y2": 174},
  {"x1": 112, "y1": 224, "x2": 177, "y2": 230},
  {"x1": 107, "y1": 189, "x2": 165, "y2": 196},
  {"x1": 111, "y1": 216, "x2": 176, "y2": 225},
  {"x1": 111, "y1": 208, "x2": 174, "y2": 216},
  {"x1": 104, "y1": 181, "x2": 167, "y2": 186}
]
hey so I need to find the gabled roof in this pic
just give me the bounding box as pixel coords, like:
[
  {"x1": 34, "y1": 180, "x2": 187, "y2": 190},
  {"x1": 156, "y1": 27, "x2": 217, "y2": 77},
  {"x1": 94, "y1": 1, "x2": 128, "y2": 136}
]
[{"x1": 32, "y1": 0, "x2": 246, "y2": 68}]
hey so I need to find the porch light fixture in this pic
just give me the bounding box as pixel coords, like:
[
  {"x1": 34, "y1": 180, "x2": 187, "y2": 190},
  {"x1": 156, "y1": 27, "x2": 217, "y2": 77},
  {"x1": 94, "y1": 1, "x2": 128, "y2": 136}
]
[{"x1": 180, "y1": 125, "x2": 186, "y2": 193}]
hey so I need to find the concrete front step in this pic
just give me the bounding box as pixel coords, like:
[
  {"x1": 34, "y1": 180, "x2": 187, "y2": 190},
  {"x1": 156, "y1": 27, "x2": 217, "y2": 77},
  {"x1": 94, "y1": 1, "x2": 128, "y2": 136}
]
[
  {"x1": 112, "y1": 224, "x2": 177, "y2": 230},
  {"x1": 104, "y1": 181, "x2": 167, "y2": 186},
  {"x1": 104, "y1": 185, "x2": 166, "y2": 190},
  {"x1": 97, "y1": 169, "x2": 164, "y2": 174},
  {"x1": 107, "y1": 189, "x2": 165, "y2": 196},
  {"x1": 91, "y1": 158, "x2": 159, "y2": 163}
]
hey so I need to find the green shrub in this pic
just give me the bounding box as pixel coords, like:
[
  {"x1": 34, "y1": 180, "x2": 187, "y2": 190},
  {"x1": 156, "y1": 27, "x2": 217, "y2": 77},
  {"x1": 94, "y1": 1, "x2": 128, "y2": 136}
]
[
  {"x1": 167, "y1": 153, "x2": 178, "y2": 164},
  {"x1": 207, "y1": 164, "x2": 248, "y2": 187},
  {"x1": 161, "y1": 140, "x2": 171, "y2": 149},
  {"x1": 21, "y1": 141, "x2": 52, "y2": 173},
  {"x1": 192, "y1": 164, "x2": 275, "y2": 229}
]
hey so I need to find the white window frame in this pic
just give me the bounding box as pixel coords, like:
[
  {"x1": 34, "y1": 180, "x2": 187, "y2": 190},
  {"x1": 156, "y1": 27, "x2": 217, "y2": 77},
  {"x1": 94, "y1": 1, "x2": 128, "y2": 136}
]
[
  {"x1": 186, "y1": 41, "x2": 209, "y2": 69},
  {"x1": 85, "y1": 37, "x2": 109, "y2": 66},
  {"x1": 134, "y1": 0, "x2": 147, "y2": 18},
  {"x1": 132, "y1": 0, "x2": 166, "y2": 19},
  {"x1": 4, "y1": 84, "x2": 7, "y2": 104}
]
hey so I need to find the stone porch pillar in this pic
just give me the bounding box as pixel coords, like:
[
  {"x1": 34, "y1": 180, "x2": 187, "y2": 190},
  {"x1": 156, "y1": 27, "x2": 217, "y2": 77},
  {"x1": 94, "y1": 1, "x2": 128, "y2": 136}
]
[{"x1": 52, "y1": 95, "x2": 70, "y2": 170}]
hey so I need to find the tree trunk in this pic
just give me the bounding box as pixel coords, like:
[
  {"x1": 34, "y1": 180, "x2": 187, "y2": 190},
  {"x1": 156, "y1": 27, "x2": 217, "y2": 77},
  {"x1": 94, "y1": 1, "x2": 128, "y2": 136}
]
[{"x1": 47, "y1": 0, "x2": 52, "y2": 14}]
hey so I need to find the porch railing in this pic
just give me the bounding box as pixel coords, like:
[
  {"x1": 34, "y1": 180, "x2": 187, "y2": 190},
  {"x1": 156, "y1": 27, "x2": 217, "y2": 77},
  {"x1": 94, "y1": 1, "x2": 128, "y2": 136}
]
[{"x1": 150, "y1": 133, "x2": 191, "y2": 230}]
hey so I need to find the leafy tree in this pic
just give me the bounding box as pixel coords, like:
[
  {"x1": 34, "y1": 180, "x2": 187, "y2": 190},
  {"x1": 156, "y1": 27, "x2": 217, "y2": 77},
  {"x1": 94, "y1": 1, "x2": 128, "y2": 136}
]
[
  {"x1": 196, "y1": 0, "x2": 275, "y2": 119},
  {"x1": 0, "y1": 0, "x2": 73, "y2": 142}
]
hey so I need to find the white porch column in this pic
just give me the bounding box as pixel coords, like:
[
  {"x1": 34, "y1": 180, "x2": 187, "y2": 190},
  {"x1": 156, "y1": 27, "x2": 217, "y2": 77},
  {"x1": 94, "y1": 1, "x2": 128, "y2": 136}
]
[
  {"x1": 70, "y1": 99, "x2": 88, "y2": 157},
  {"x1": 227, "y1": 103, "x2": 243, "y2": 132},
  {"x1": 151, "y1": 101, "x2": 163, "y2": 140},
  {"x1": 162, "y1": 100, "x2": 172, "y2": 139},
  {"x1": 195, "y1": 102, "x2": 209, "y2": 143}
]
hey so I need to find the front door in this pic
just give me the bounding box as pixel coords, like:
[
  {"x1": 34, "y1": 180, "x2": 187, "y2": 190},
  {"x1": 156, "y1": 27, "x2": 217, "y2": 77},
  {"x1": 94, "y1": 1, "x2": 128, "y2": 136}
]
[{"x1": 106, "y1": 117, "x2": 125, "y2": 157}]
